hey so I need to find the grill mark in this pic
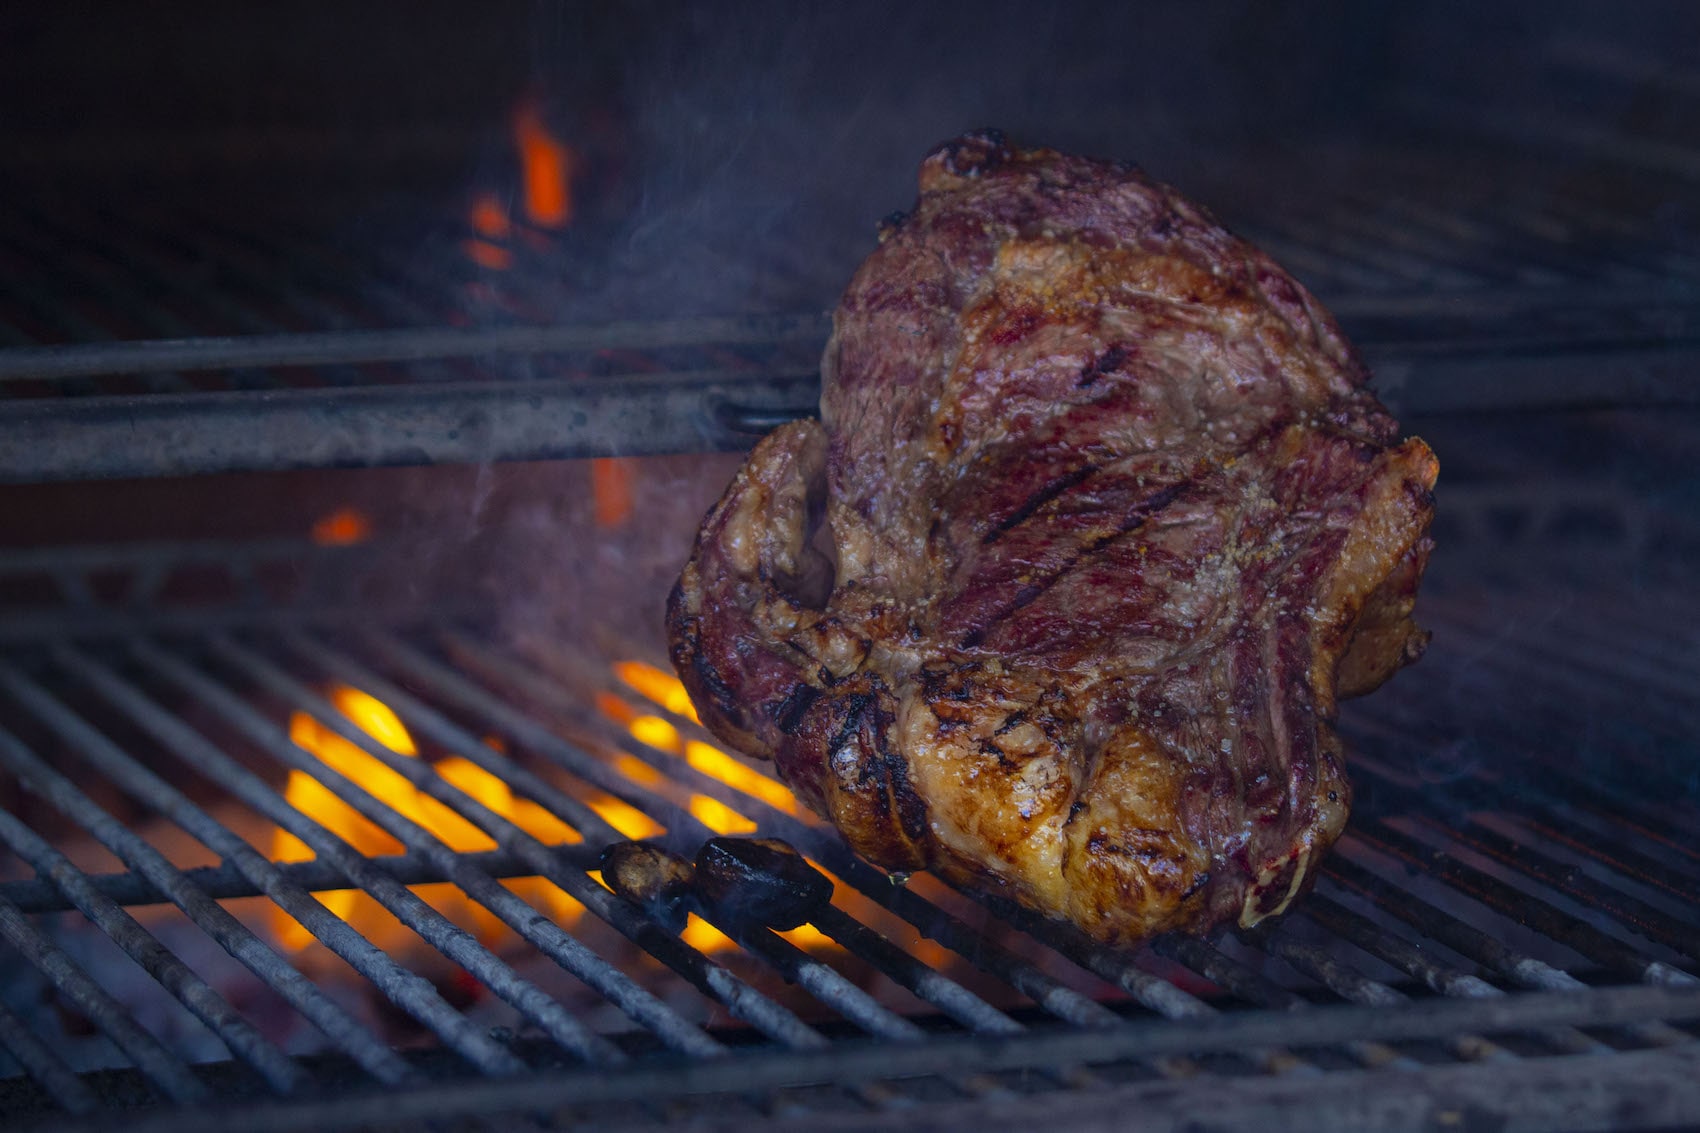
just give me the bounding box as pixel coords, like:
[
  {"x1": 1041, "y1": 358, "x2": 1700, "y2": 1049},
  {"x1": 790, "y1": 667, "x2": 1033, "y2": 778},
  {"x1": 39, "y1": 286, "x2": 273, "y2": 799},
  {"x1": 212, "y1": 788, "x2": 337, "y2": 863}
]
[
  {"x1": 690, "y1": 646, "x2": 740, "y2": 717},
  {"x1": 774, "y1": 682, "x2": 821, "y2": 734},
  {"x1": 1076, "y1": 344, "x2": 1130, "y2": 389},
  {"x1": 982, "y1": 464, "x2": 1099, "y2": 546},
  {"x1": 961, "y1": 480, "x2": 1187, "y2": 650}
]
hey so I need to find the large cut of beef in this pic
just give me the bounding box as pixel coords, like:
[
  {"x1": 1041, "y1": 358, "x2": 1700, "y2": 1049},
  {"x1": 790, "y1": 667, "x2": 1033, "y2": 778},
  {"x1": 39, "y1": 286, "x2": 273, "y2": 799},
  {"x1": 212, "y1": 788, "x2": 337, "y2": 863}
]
[{"x1": 669, "y1": 131, "x2": 1438, "y2": 945}]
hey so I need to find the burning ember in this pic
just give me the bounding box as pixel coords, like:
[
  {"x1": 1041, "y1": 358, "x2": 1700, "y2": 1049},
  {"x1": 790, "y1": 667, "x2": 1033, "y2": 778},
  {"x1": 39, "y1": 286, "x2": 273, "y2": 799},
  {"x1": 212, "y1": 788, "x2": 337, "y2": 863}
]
[{"x1": 310, "y1": 507, "x2": 372, "y2": 547}]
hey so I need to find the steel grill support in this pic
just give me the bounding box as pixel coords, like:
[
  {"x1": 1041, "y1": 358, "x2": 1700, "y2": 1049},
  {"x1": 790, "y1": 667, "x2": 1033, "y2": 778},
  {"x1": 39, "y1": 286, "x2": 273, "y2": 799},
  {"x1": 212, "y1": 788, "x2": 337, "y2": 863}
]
[{"x1": 0, "y1": 998, "x2": 98, "y2": 1116}]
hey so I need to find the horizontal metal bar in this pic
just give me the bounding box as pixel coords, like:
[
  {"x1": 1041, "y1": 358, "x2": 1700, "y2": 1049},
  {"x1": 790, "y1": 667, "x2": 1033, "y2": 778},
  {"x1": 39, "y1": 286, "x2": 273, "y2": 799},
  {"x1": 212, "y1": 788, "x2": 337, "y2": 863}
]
[
  {"x1": 28, "y1": 985, "x2": 1700, "y2": 1133},
  {"x1": 2, "y1": 338, "x2": 1698, "y2": 484},
  {"x1": 0, "y1": 370, "x2": 821, "y2": 482},
  {"x1": 0, "y1": 314, "x2": 834, "y2": 381},
  {"x1": 0, "y1": 844, "x2": 599, "y2": 914}
]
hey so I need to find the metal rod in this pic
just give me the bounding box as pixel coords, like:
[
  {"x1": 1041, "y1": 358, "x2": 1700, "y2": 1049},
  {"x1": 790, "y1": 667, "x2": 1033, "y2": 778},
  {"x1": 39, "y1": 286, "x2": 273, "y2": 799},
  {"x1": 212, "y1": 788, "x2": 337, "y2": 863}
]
[
  {"x1": 808, "y1": 906, "x2": 1025, "y2": 1037},
  {"x1": 1344, "y1": 747, "x2": 1700, "y2": 968},
  {"x1": 0, "y1": 997, "x2": 99, "y2": 1116},
  {"x1": 0, "y1": 314, "x2": 834, "y2": 381},
  {"x1": 0, "y1": 806, "x2": 307, "y2": 1094},
  {"x1": 102, "y1": 643, "x2": 627, "y2": 1069},
  {"x1": 1148, "y1": 935, "x2": 1415, "y2": 1071},
  {"x1": 0, "y1": 369, "x2": 821, "y2": 482},
  {"x1": 1344, "y1": 822, "x2": 1695, "y2": 988},
  {"x1": 0, "y1": 662, "x2": 449, "y2": 1084},
  {"x1": 0, "y1": 844, "x2": 601, "y2": 915},
  {"x1": 1237, "y1": 923, "x2": 1515, "y2": 1064},
  {"x1": 1297, "y1": 894, "x2": 1610, "y2": 1056},
  {"x1": 0, "y1": 883, "x2": 205, "y2": 1104}
]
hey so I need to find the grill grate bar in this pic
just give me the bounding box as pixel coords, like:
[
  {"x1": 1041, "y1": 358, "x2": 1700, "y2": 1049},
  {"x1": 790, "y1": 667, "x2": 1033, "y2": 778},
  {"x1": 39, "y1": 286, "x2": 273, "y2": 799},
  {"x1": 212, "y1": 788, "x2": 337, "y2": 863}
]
[
  {"x1": 0, "y1": 838, "x2": 206, "y2": 1103},
  {"x1": 1149, "y1": 935, "x2": 1419, "y2": 1072},
  {"x1": 1346, "y1": 736, "x2": 1700, "y2": 964},
  {"x1": 1349, "y1": 820, "x2": 1694, "y2": 988},
  {"x1": 0, "y1": 659, "x2": 439, "y2": 1086},
  {"x1": 0, "y1": 313, "x2": 833, "y2": 383},
  {"x1": 268, "y1": 631, "x2": 837, "y2": 1052},
  {"x1": 0, "y1": 806, "x2": 307, "y2": 1094},
  {"x1": 199, "y1": 636, "x2": 730, "y2": 1060},
  {"x1": 0, "y1": 845, "x2": 598, "y2": 915},
  {"x1": 1354, "y1": 699, "x2": 1700, "y2": 874},
  {"x1": 1297, "y1": 896, "x2": 1612, "y2": 1056},
  {"x1": 1241, "y1": 924, "x2": 1516, "y2": 1064},
  {"x1": 120, "y1": 641, "x2": 630, "y2": 1069},
  {"x1": 0, "y1": 996, "x2": 98, "y2": 1115},
  {"x1": 808, "y1": 906, "x2": 1025, "y2": 1037}
]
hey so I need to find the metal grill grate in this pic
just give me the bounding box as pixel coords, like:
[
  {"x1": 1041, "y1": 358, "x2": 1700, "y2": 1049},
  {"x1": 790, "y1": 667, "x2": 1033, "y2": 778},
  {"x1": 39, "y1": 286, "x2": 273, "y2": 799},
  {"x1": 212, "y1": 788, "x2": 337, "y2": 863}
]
[{"x1": 0, "y1": 540, "x2": 1695, "y2": 1131}]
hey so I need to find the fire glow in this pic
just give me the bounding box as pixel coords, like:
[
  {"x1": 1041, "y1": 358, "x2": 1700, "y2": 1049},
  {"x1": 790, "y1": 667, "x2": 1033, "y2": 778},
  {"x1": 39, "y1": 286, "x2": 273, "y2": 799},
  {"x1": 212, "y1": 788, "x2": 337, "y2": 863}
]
[
  {"x1": 269, "y1": 668, "x2": 838, "y2": 960},
  {"x1": 271, "y1": 686, "x2": 597, "y2": 954}
]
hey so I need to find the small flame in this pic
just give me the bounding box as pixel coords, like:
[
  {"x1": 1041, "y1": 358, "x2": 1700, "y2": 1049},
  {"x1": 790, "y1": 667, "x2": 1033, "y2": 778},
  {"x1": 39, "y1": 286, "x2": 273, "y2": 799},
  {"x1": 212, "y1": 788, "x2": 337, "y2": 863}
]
[
  {"x1": 591, "y1": 458, "x2": 634, "y2": 528},
  {"x1": 271, "y1": 686, "x2": 584, "y2": 954},
  {"x1": 462, "y1": 239, "x2": 514, "y2": 271},
  {"x1": 310, "y1": 508, "x2": 372, "y2": 547},
  {"x1": 512, "y1": 99, "x2": 576, "y2": 229},
  {"x1": 613, "y1": 662, "x2": 700, "y2": 723},
  {"x1": 469, "y1": 192, "x2": 512, "y2": 239}
]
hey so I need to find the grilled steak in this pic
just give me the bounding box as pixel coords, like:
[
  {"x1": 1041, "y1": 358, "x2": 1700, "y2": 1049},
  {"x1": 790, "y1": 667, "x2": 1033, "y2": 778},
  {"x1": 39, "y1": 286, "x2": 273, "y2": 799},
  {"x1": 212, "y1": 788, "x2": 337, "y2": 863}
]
[{"x1": 668, "y1": 131, "x2": 1437, "y2": 945}]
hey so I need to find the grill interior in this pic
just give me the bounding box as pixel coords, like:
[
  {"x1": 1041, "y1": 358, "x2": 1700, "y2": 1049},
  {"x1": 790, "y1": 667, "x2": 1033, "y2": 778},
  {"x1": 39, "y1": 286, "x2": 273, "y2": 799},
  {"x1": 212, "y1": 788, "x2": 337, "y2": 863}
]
[
  {"x1": 3, "y1": 5, "x2": 1699, "y2": 1130},
  {"x1": 0, "y1": 512, "x2": 1697, "y2": 1131}
]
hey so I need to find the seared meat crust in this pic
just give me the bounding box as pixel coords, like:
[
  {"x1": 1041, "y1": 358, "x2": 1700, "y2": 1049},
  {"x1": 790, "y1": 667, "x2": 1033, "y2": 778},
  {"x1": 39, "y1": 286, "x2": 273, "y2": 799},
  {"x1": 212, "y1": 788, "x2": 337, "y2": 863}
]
[{"x1": 669, "y1": 132, "x2": 1437, "y2": 945}]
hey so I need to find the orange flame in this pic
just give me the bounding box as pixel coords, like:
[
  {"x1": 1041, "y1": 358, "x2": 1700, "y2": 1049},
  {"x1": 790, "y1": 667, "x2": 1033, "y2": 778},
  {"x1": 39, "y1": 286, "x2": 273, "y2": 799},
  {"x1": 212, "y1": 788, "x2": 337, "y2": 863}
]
[
  {"x1": 271, "y1": 686, "x2": 586, "y2": 954},
  {"x1": 512, "y1": 100, "x2": 576, "y2": 229},
  {"x1": 591, "y1": 458, "x2": 634, "y2": 528},
  {"x1": 310, "y1": 508, "x2": 372, "y2": 547}
]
